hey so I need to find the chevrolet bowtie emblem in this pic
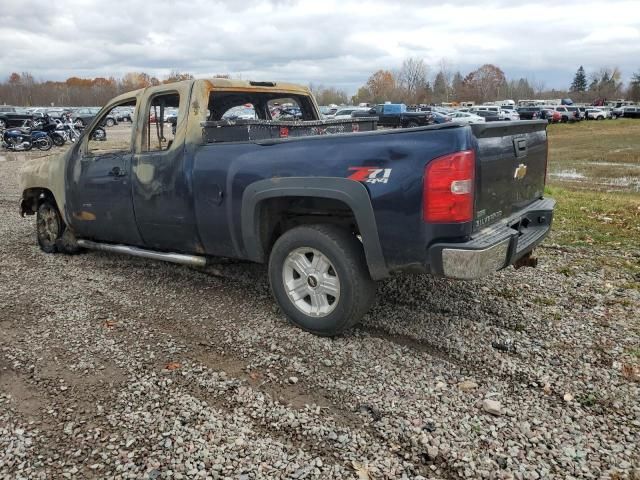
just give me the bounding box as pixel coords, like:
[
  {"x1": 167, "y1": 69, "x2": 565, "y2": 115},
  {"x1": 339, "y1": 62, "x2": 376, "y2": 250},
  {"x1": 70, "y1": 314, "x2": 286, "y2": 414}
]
[{"x1": 514, "y1": 163, "x2": 527, "y2": 180}]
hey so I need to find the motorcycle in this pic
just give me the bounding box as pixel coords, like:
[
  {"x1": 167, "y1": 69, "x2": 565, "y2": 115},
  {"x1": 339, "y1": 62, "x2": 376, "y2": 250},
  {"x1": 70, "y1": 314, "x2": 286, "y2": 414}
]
[
  {"x1": 30, "y1": 116, "x2": 68, "y2": 147},
  {"x1": 61, "y1": 113, "x2": 106, "y2": 142},
  {"x1": 2, "y1": 123, "x2": 52, "y2": 151}
]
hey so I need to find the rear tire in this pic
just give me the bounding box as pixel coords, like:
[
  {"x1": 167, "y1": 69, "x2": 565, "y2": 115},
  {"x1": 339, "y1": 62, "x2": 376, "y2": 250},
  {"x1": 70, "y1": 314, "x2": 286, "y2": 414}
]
[
  {"x1": 268, "y1": 225, "x2": 376, "y2": 336},
  {"x1": 105, "y1": 118, "x2": 115, "y2": 127},
  {"x1": 406, "y1": 121, "x2": 419, "y2": 128},
  {"x1": 36, "y1": 136, "x2": 52, "y2": 151}
]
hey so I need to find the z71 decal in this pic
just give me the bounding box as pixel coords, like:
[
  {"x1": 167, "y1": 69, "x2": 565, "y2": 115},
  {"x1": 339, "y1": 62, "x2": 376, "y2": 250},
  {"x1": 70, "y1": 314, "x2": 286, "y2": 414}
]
[{"x1": 348, "y1": 167, "x2": 392, "y2": 184}]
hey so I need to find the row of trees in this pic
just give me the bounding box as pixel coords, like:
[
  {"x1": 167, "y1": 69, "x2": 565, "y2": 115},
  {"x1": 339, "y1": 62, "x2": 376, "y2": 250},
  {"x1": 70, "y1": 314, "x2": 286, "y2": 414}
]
[
  {"x1": 2, "y1": 63, "x2": 639, "y2": 107},
  {"x1": 348, "y1": 60, "x2": 541, "y2": 105},
  {"x1": 347, "y1": 60, "x2": 640, "y2": 106},
  {"x1": 0, "y1": 71, "x2": 202, "y2": 107},
  {"x1": 570, "y1": 66, "x2": 640, "y2": 102}
]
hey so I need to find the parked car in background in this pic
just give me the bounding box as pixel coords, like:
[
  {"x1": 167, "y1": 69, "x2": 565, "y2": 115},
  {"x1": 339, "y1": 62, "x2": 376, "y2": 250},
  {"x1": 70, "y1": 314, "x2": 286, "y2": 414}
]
[
  {"x1": 113, "y1": 107, "x2": 134, "y2": 122},
  {"x1": 354, "y1": 103, "x2": 434, "y2": 128},
  {"x1": 27, "y1": 108, "x2": 49, "y2": 116},
  {"x1": 541, "y1": 109, "x2": 561, "y2": 123},
  {"x1": 471, "y1": 105, "x2": 516, "y2": 121},
  {"x1": 46, "y1": 108, "x2": 70, "y2": 121},
  {"x1": 471, "y1": 105, "x2": 501, "y2": 114},
  {"x1": 585, "y1": 108, "x2": 607, "y2": 120},
  {"x1": 593, "y1": 106, "x2": 613, "y2": 119},
  {"x1": 614, "y1": 106, "x2": 640, "y2": 118},
  {"x1": 74, "y1": 107, "x2": 118, "y2": 127},
  {"x1": 565, "y1": 106, "x2": 584, "y2": 120},
  {"x1": 228, "y1": 106, "x2": 257, "y2": 120},
  {"x1": 450, "y1": 111, "x2": 485, "y2": 124},
  {"x1": 550, "y1": 106, "x2": 578, "y2": 123},
  {"x1": 500, "y1": 109, "x2": 520, "y2": 121},
  {"x1": 0, "y1": 106, "x2": 34, "y2": 129},
  {"x1": 164, "y1": 109, "x2": 179, "y2": 124},
  {"x1": 611, "y1": 106, "x2": 624, "y2": 118},
  {"x1": 430, "y1": 111, "x2": 452, "y2": 124},
  {"x1": 330, "y1": 107, "x2": 367, "y2": 120},
  {"x1": 517, "y1": 106, "x2": 543, "y2": 120},
  {"x1": 319, "y1": 106, "x2": 339, "y2": 117},
  {"x1": 473, "y1": 110, "x2": 501, "y2": 122}
]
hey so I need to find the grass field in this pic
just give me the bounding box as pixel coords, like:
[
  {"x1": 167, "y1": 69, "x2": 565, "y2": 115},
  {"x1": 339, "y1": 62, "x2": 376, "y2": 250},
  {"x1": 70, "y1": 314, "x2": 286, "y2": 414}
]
[
  {"x1": 547, "y1": 119, "x2": 640, "y2": 192},
  {"x1": 545, "y1": 119, "x2": 640, "y2": 251}
]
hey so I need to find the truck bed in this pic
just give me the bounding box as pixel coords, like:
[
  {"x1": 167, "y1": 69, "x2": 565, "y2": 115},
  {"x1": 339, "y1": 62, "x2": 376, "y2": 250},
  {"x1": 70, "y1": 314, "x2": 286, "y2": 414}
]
[{"x1": 202, "y1": 117, "x2": 378, "y2": 143}]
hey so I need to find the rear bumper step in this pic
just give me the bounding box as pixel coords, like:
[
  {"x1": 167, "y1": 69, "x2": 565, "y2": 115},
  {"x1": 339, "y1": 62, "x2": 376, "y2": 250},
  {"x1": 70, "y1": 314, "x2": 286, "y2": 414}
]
[
  {"x1": 77, "y1": 240, "x2": 207, "y2": 267},
  {"x1": 427, "y1": 197, "x2": 555, "y2": 279}
]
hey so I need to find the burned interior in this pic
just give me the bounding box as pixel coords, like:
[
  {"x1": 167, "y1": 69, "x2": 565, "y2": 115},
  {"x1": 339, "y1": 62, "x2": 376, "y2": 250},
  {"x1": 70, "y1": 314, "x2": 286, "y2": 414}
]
[{"x1": 207, "y1": 91, "x2": 317, "y2": 121}]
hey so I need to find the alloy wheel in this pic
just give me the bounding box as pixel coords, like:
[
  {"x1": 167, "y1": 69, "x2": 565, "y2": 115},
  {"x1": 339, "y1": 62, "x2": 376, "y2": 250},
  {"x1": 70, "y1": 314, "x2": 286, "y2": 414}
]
[{"x1": 282, "y1": 247, "x2": 340, "y2": 317}]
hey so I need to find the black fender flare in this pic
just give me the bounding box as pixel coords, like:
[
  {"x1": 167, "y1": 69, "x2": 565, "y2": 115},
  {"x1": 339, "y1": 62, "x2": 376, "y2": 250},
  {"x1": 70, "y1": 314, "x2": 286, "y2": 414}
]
[{"x1": 241, "y1": 177, "x2": 389, "y2": 280}]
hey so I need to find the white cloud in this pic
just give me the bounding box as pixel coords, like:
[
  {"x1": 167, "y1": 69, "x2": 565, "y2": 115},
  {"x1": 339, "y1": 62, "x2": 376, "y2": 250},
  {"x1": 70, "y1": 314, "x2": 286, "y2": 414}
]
[{"x1": 0, "y1": 0, "x2": 638, "y2": 92}]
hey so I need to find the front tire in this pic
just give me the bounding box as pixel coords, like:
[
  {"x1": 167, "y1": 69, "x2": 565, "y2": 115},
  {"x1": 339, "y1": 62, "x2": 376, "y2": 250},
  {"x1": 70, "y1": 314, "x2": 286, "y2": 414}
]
[
  {"x1": 36, "y1": 201, "x2": 81, "y2": 254},
  {"x1": 37, "y1": 202, "x2": 62, "y2": 253},
  {"x1": 105, "y1": 118, "x2": 115, "y2": 127},
  {"x1": 268, "y1": 225, "x2": 376, "y2": 336},
  {"x1": 52, "y1": 134, "x2": 65, "y2": 147}
]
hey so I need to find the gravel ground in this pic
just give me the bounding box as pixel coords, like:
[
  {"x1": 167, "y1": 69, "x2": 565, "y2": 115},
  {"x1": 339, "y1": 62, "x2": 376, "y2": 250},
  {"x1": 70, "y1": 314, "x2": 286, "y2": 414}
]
[{"x1": 1, "y1": 141, "x2": 639, "y2": 479}]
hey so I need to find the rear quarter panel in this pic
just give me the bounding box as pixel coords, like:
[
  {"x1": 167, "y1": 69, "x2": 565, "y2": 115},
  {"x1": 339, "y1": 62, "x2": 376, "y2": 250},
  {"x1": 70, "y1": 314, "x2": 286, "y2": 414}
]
[{"x1": 191, "y1": 126, "x2": 473, "y2": 271}]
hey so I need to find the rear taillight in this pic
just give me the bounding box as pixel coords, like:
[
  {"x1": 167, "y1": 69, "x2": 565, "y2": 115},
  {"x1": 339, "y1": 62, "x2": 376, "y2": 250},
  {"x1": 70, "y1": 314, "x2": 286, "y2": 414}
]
[{"x1": 423, "y1": 150, "x2": 475, "y2": 223}]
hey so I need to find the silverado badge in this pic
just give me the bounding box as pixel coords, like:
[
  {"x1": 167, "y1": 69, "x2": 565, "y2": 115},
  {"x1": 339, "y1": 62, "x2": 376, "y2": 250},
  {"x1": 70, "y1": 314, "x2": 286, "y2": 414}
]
[{"x1": 514, "y1": 163, "x2": 527, "y2": 180}]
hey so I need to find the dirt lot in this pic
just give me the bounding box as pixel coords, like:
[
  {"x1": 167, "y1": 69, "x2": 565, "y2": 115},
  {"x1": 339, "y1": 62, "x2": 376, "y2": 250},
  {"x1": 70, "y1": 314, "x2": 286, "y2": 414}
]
[{"x1": 1, "y1": 123, "x2": 639, "y2": 479}]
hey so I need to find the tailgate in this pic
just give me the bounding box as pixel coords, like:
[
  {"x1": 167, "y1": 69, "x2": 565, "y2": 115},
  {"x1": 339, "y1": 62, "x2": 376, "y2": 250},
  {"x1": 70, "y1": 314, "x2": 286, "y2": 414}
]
[{"x1": 470, "y1": 121, "x2": 547, "y2": 231}]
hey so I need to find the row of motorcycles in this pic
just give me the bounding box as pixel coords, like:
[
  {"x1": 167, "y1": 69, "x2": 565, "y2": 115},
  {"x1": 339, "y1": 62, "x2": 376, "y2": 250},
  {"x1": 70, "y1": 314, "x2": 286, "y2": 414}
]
[{"x1": 1, "y1": 113, "x2": 106, "y2": 151}]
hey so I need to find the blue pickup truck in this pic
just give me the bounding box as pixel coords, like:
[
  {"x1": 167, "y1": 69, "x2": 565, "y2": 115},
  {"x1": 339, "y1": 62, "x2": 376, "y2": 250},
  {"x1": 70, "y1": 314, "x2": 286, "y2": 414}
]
[
  {"x1": 353, "y1": 103, "x2": 435, "y2": 128},
  {"x1": 19, "y1": 79, "x2": 554, "y2": 336}
]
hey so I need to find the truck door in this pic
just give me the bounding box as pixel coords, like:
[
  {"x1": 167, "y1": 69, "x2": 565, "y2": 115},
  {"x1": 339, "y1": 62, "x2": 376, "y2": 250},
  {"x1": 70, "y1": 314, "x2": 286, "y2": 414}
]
[
  {"x1": 66, "y1": 98, "x2": 142, "y2": 245},
  {"x1": 131, "y1": 83, "x2": 202, "y2": 253}
]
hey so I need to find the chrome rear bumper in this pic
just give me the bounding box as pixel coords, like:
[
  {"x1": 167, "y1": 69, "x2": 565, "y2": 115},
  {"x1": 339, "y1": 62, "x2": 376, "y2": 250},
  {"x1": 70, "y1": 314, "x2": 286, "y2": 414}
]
[{"x1": 428, "y1": 198, "x2": 555, "y2": 280}]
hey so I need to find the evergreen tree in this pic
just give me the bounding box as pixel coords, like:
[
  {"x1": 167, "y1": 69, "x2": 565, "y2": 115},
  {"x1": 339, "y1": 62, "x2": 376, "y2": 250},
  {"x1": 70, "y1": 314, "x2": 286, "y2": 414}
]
[
  {"x1": 629, "y1": 71, "x2": 640, "y2": 102},
  {"x1": 433, "y1": 72, "x2": 448, "y2": 103},
  {"x1": 570, "y1": 66, "x2": 587, "y2": 92}
]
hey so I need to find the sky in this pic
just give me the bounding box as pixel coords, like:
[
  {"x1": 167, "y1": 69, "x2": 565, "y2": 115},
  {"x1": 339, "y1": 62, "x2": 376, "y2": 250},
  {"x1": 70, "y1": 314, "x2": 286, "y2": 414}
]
[{"x1": 0, "y1": 0, "x2": 639, "y2": 94}]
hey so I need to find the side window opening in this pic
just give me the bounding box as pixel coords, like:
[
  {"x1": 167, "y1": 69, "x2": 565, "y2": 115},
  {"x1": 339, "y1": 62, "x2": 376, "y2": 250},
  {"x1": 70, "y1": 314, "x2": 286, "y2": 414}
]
[
  {"x1": 87, "y1": 99, "x2": 136, "y2": 155},
  {"x1": 142, "y1": 92, "x2": 180, "y2": 152}
]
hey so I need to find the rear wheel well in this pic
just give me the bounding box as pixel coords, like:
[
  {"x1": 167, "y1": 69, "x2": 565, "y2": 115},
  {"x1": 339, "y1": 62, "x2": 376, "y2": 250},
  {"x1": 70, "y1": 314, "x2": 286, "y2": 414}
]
[
  {"x1": 21, "y1": 188, "x2": 58, "y2": 217},
  {"x1": 256, "y1": 196, "x2": 360, "y2": 259}
]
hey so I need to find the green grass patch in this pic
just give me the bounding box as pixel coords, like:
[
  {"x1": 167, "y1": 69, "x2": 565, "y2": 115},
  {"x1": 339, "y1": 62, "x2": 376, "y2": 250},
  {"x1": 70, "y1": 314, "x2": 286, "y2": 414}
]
[
  {"x1": 545, "y1": 186, "x2": 640, "y2": 248},
  {"x1": 547, "y1": 119, "x2": 640, "y2": 192}
]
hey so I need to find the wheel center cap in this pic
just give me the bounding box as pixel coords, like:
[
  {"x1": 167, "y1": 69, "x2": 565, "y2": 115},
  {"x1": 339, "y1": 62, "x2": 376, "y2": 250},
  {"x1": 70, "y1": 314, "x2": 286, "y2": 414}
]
[{"x1": 307, "y1": 275, "x2": 318, "y2": 288}]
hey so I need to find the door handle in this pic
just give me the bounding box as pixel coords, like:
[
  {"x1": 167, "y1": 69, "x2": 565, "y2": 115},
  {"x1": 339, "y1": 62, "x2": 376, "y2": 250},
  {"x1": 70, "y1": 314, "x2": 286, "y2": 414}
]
[{"x1": 109, "y1": 166, "x2": 126, "y2": 177}]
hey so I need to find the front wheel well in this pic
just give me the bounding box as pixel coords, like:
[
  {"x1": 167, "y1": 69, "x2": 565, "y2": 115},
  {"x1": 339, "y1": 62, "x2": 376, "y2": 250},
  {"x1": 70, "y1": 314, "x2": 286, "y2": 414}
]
[{"x1": 20, "y1": 188, "x2": 58, "y2": 217}]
